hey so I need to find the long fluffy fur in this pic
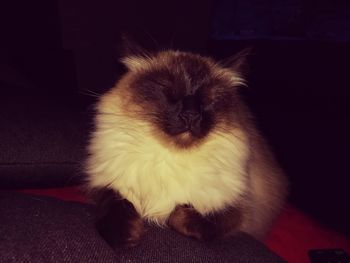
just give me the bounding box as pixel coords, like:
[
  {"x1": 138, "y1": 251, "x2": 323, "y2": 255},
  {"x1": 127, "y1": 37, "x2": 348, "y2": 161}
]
[{"x1": 86, "y1": 50, "x2": 288, "y2": 240}]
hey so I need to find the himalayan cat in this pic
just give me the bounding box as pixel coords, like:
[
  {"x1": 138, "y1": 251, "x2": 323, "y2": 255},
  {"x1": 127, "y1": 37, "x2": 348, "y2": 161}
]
[{"x1": 85, "y1": 41, "x2": 288, "y2": 249}]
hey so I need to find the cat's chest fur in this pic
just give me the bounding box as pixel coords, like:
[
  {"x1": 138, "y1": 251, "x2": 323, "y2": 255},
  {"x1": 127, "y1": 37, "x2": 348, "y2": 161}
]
[{"x1": 87, "y1": 113, "x2": 250, "y2": 224}]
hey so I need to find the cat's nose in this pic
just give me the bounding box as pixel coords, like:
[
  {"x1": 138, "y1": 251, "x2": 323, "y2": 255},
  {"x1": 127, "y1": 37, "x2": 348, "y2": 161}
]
[{"x1": 179, "y1": 111, "x2": 201, "y2": 127}]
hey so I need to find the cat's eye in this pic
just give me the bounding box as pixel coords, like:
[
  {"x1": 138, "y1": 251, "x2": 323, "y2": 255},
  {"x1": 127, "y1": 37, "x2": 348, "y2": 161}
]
[
  {"x1": 162, "y1": 89, "x2": 181, "y2": 105},
  {"x1": 151, "y1": 79, "x2": 169, "y2": 89},
  {"x1": 166, "y1": 96, "x2": 179, "y2": 105}
]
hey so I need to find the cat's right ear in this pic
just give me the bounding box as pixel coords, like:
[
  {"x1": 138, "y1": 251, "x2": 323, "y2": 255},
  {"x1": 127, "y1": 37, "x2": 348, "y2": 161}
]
[
  {"x1": 220, "y1": 47, "x2": 253, "y2": 77},
  {"x1": 118, "y1": 33, "x2": 151, "y2": 71}
]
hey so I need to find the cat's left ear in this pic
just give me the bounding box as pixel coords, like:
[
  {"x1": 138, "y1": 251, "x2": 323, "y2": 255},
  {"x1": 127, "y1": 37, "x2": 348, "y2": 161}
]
[
  {"x1": 119, "y1": 33, "x2": 152, "y2": 71},
  {"x1": 221, "y1": 47, "x2": 253, "y2": 76},
  {"x1": 119, "y1": 33, "x2": 149, "y2": 58}
]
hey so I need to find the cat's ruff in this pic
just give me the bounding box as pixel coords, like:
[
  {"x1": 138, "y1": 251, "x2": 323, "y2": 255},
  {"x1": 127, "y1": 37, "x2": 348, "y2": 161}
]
[{"x1": 87, "y1": 92, "x2": 250, "y2": 225}]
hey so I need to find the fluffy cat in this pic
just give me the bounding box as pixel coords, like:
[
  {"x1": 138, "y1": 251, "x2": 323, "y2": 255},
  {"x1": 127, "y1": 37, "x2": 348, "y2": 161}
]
[{"x1": 85, "y1": 43, "x2": 288, "y2": 249}]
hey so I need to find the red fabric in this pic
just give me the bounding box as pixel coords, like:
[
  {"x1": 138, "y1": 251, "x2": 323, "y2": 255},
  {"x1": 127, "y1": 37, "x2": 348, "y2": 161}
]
[
  {"x1": 265, "y1": 205, "x2": 350, "y2": 263},
  {"x1": 16, "y1": 187, "x2": 350, "y2": 263},
  {"x1": 18, "y1": 187, "x2": 88, "y2": 203}
]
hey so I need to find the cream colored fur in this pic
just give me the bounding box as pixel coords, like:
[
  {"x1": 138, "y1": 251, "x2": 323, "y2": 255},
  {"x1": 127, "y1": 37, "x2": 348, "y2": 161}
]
[{"x1": 86, "y1": 88, "x2": 251, "y2": 225}]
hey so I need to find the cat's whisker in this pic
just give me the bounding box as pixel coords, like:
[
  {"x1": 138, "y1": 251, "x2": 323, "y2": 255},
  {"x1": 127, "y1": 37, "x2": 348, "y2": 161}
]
[
  {"x1": 98, "y1": 111, "x2": 157, "y2": 119},
  {"x1": 80, "y1": 92, "x2": 100, "y2": 98},
  {"x1": 212, "y1": 131, "x2": 234, "y2": 143},
  {"x1": 80, "y1": 89, "x2": 103, "y2": 98},
  {"x1": 98, "y1": 123, "x2": 154, "y2": 136},
  {"x1": 142, "y1": 27, "x2": 160, "y2": 50},
  {"x1": 214, "y1": 129, "x2": 247, "y2": 144}
]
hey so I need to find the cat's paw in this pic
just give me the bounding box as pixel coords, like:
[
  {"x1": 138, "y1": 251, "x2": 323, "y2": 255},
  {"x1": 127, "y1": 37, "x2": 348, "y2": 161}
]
[
  {"x1": 93, "y1": 189, "x2": 145, "y2": 249},
  {"x1": 122, "y1": 217, "x2": 145, "y2": 248},
  {"x1": 96, "y1": 215, "x2": 145, "y2": 249},
  {"x1": 168, "y1": 205, "x2": 216, "y2": 241}
]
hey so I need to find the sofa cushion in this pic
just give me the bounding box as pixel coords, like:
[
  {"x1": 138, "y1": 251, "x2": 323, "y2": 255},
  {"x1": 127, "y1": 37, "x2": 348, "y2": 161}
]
[
  {"x1": 0, "y1": 92, "x2": 91, "y2": 189},
  {"x1": 0, "y1": 191, "x2": 285, "y2": 262}
]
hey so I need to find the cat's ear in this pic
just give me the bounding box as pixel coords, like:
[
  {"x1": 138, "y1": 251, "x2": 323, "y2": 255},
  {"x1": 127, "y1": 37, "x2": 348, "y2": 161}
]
[
  {"x1": 221, "y1": 47, "x2": 253, "y2": 75},
  {"x1": 119, "y1": 33, "x2": 148, "y2": 58},
  {"x1": 119, "y1": 33, "x2": 151, "y2": 71}
]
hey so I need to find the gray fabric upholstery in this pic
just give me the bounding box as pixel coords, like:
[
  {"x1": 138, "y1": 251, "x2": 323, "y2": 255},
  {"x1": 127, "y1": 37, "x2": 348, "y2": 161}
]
[
  {"x1": 0, "y1": 93, "x2": 90, "y2": 189},
  {"x1": 0, "y1": 192, "x2": 285, "y2": 263}
]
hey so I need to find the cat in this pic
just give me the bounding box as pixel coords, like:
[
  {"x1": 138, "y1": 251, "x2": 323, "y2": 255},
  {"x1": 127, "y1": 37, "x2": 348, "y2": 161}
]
[{"x1": 85, "y1": 41, "x2": 288, "y2": 249}]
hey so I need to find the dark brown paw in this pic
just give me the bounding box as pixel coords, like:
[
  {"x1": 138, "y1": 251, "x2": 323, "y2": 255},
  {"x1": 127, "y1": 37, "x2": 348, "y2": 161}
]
[
  {"x1": 168, "y1": 204, "x2": 242, "y2": 241},
  {"x1": 93, "y1": 189, "x2": 145, "y2": 249},
  {"x1": 122, "y1": 217, "x2": 145, "y2": 248},
  {"x1": 168, "y1": 205, "x2": 216, "y2": 241},
  {"x1": 96, "y1": 214, "x2": 145, "y2": 249}
]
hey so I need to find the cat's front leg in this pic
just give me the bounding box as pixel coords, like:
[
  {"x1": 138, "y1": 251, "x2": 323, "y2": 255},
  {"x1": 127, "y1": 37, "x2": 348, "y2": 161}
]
[
  {"x1": 167, "y1": 204, "x2": 242, "y2": 241},
  {"x1": 92, "y1": 188, "x2": 144, "y2": 249}
]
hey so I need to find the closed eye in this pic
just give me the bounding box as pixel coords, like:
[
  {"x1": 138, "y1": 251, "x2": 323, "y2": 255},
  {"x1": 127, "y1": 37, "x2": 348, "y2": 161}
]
[
  {"x1": 162, "y1": 88, "x2": 183, "y2": 105},
  {"x1": 150, "y1": 79, "x2": 168, "y2": 89},
  {"x1": 166, "y1": 94, "x2": 183, "y2": 106}
]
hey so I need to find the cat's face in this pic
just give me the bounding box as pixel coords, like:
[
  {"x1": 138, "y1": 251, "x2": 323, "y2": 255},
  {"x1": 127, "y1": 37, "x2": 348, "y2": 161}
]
[{"x1": 119, "y1": 51, "x2": 245, "y2": 148}]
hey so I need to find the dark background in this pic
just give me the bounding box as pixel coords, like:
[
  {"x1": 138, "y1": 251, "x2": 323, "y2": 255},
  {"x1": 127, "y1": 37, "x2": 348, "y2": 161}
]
[{"x1": 0, "y1": 0, "x2": 349, "y2": 237}]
